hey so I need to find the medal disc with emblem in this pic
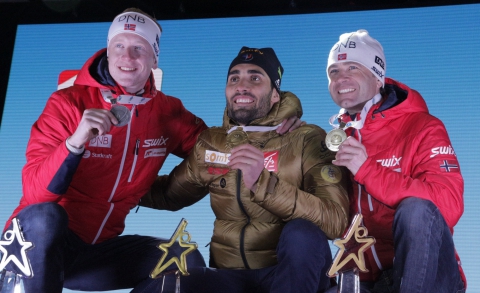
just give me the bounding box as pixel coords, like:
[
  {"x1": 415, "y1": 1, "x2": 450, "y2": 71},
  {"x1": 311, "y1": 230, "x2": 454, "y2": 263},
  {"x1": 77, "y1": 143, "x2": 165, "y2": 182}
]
[
  {"x1": 325, "y1": 128, "x2": 347, "y2": 152},
  {"x1": 110, "y1": 105, "x2": 131, "y2": 127},
  {"x1": 226, "y1": 128, "x2": 248, "y2": 150}
]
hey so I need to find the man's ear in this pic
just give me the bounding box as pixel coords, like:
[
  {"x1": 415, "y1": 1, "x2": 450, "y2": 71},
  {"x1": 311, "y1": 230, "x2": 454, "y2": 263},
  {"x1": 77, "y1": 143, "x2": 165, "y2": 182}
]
[
  {"x1": 376, "y1": 79, "x2": 383, "y2": 91},
  {"x1": 271, "y1": 89, "x2": 280, "y2": 106},
  {"x1": 152, "y1": 56, "x2": 158, "y2": 70}
]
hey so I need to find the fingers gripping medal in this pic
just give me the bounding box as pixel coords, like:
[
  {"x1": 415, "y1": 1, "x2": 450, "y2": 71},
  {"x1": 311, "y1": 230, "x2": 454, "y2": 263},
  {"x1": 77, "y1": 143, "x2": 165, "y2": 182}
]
[
  {"x1": 100, "y1": 88, "x2": 132, "y2": 127},
  {"x1": 110, "y1": 104, "x2": 131, "y2": 127},
  {"x1": 326, "y1": 94, "x2": 383, "y2": 152}
]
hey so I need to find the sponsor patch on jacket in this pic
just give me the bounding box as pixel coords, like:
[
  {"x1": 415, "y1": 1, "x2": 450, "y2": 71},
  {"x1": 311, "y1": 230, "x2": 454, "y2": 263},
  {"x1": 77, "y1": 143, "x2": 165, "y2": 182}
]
[
  {"x1": 263, "y1": 151, "x2": 279, "y2": 172},
  {"x1": 143, "y1": 137, "x2": 169, "y2": 147},
  {"x1": 82, "y1": 150, "x2": 112, "y2": 159},
  {"x1": 321, "y1": 165, "x2": 342, "y2": 183},
  {"x1": 205, "y1": 150, "x2": 279, "y2": 172},
  {"x1": 89, "y1": 134, "x2": 112, "y2": 148},
  {"x1": 205, "y1": 150, "x2": 231, "y2": 165},
  {"x1": 439, "y1": 160, "x2": 459, "y2": 172},
  {"x1": 145, "y1": 148, "x2": 166, "y2": 158},
  {"x1": 430, "y1": 145, "x2": 456, "y2": 158},
  {"x1": 376, "y1": 155, "x2": 402, "y2": 168},
  {"x1": 207, "y1": 166, "x2": 229, "y2": 175}
]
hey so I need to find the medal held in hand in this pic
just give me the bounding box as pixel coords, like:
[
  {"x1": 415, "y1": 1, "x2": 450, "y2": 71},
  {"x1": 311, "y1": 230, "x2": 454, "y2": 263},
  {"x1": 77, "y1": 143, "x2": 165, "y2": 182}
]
[
  {"x1": 326, "y1": 94, "x2": 383, "y2": 152},
  {"x1": 327, "y1": 214, "x2": 375, "y2": 293},
  {"x1": 326, "y1": 116, "x2": 348, "y2": 152},
  {"x1": 226, "y1": 127, "x2": 248, "y2": 150},
  {"x1": 110, "y1": 104, "x2": 131, "y2": 127},
  {"x1": 325, "y1": 128, "x2": 347, "y2": 152},
  {"x1": 100, "y1": 88, "x2": 133, "y2": 127},
  {"x1": 0, "y1": 218, "x2": 34, "y2": 293}
]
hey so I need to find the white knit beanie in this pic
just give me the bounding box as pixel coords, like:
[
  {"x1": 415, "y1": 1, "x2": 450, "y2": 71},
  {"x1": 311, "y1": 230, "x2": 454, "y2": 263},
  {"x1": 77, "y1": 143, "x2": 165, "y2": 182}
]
[
  {"x1": 107, "y1": 11, "x2": 161, "y2": 63},
  {"x1": 327, "y1": 29, "x2": 386, "y2": 86}
]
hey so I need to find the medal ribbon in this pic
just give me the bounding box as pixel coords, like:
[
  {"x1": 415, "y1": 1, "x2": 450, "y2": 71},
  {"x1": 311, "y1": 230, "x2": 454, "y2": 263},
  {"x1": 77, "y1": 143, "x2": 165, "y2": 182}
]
[
  {"x1": 227, "y1": 123, "x2": 282, "y2": 134},
  {"x1": 328, "y1": 94, "x2": 382, "y2": 130},
  {"x1": 100, "y1": 89, "x2": 151, "y2": 105}
]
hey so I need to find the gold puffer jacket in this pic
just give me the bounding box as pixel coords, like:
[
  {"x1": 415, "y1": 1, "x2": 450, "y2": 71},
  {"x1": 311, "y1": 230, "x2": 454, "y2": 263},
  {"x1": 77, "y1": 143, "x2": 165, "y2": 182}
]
[{"x1": 141, "y1": 91, "x2": 350, "y2": 270}]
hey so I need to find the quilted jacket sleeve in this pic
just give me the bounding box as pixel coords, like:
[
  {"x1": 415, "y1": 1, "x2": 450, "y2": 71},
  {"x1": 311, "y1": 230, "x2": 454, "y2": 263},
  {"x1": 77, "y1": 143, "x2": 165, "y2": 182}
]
[
  {"x1": 140, "y1": 141, "x2": 209, "y2": 211},
  {"x1": 22, "y1": 90, "x2": 84, "y2": 203}
]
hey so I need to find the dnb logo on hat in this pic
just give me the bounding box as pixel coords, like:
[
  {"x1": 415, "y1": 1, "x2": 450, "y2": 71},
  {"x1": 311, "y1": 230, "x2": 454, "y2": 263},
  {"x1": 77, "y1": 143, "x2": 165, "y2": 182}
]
[{"x1": 375, "y1": 56, "x2": 385, "y2": 69}]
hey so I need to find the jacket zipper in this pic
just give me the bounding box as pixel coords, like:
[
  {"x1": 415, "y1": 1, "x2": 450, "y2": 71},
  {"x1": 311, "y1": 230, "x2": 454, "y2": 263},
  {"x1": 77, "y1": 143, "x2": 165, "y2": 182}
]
[
  {"x1": 236, "y1": 170, "x2": 251, "y2": 269},
  {"x1": 357, "y1": 126, "x2": 383, "y2": 271},
  {"x1": 92, "y1": 104, "x2": 133, "y2": 244},
  {"x1": 128, "y1": 139, "x2": 140, "y2": 182}
]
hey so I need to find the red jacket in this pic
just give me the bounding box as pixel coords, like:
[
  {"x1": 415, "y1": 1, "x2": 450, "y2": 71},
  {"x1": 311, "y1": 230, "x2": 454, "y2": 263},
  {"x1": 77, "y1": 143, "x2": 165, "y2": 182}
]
[
  {"x1": 5, "y1": 49, "x2": 207, "y2": 244},
  {"x1": 339, "y1": 78, "x2": 465, "y2": 284}
]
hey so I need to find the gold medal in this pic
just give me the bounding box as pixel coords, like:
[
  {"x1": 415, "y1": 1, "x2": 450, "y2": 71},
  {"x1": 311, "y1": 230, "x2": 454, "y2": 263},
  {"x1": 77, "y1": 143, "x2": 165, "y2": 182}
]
[
  {"x1": 325, "y1": 128, "x2": 347, "y2": 152},
  {"x1": 226, "y1": 127, "x2": 248, "y2": 150}
]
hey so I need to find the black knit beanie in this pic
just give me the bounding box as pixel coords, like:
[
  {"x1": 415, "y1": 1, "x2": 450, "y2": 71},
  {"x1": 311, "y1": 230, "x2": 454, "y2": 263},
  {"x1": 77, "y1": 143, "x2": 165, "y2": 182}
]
[{"x1": 228, "y1": 46, "x2": 284, "y2": 93}]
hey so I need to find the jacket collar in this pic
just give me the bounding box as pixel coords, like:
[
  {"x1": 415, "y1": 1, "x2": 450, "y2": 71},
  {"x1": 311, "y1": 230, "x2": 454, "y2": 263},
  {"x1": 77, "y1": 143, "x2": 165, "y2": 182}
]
[{"x1": 222, "y1": 91, "x2": 303, "y2": 130}]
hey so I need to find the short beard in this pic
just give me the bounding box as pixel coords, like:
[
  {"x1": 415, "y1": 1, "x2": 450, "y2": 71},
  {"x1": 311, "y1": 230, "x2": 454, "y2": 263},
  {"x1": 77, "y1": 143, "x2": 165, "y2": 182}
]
[{"x1": 227, "y1": 89, "x2": 274, "y2": 125}]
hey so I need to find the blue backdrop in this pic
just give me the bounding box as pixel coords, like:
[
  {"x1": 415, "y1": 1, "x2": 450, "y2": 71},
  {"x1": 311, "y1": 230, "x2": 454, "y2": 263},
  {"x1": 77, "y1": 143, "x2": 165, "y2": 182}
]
[{"x1": 1, "y1": 3, "x2": 479, "y2": 292}]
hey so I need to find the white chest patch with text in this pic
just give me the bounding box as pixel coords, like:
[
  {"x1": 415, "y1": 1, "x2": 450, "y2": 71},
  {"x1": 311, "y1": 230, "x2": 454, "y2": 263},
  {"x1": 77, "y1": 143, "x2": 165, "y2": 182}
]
[{"x1": 204, "y1": 150, "x2": 279, "y2": 172}]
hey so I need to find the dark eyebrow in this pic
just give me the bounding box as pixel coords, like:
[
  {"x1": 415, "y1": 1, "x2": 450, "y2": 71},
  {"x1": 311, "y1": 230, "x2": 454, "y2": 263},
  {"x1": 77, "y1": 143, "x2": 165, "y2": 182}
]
[
  {"x1": 247, "y1": 69, "x2": 264, "y2": 75},
  {"x1": 228, "y1": 69, "x2": 240, "y2": 76},
  {"x1": 228, "y1": 69, "x2": 265, "y2": 76}
]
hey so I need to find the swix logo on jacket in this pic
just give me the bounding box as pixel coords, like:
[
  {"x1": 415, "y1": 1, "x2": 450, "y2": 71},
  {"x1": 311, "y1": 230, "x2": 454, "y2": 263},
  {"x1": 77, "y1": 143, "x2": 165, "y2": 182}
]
[
  {"x1": 376, "y1": 155, "x2": 402, "y2": 168},
  {"x1": 143, "y1": 136, "x2": 169, "y2": 147},
  {"x1": 430, "y1": 145, "x2": 456, "y2": 158}
]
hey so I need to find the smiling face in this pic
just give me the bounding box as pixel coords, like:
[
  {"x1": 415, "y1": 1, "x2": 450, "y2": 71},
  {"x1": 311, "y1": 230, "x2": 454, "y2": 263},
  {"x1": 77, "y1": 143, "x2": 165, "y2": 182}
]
[
  {"x1": 225, "y1": 63, "x2": 280, "y2": 125},
  {"x1": 107, "y1": 33, "x2": 157, "y2": 94},
  {"x1": 327, "y1": 61, "x2": 382, "y2": 114}
]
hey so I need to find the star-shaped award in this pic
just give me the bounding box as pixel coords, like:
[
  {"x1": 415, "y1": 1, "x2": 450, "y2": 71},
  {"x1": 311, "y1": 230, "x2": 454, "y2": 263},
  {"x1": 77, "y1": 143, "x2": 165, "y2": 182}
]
[
  {"x1": 327, "y1": 214, "x2": 375, "y2": 277},
  {"x1": 150, "y1": 218, "x2": 198, "y2": 278},
  {"x1": 0, "y1": 218, "x2": 34, "y2": 278}
]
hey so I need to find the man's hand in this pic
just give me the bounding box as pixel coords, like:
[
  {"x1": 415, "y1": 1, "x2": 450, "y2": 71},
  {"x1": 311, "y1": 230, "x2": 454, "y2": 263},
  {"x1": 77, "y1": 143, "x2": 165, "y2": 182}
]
[
  {"x1": 332, "y1": 136, "x2": 367, "y2": 176},
  {"x1": 276, "y1": 116, "x2": 305, "y2": 135},
  {"x1": 228, "y1": 144, "x2": 265, "y2": 191},
  {"x1": 67, "y1": 109, "x2": 118, "y2": 148}
]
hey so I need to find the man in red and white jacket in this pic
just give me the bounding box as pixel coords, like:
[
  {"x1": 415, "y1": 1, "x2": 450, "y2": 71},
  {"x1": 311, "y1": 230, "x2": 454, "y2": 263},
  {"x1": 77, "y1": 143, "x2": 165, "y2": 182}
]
[
  {"x1": 1, "y1": 8, "x2": 208, "y2": 293},
  {"x1": 325, "y1": 30, "x2": 465, "y2": 293}
]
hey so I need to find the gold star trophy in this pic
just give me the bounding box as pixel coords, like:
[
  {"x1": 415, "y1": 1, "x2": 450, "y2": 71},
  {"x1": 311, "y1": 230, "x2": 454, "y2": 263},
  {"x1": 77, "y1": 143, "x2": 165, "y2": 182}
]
[
  {"x1": 150, "y1": 218, "x2": 198, "y2": 293},
  {"x1": 327, "y1": 214, "x2": 375, "y2": 293},
  {"x1": 0, "y1": 218, "x2": 34, "y2": 293}
]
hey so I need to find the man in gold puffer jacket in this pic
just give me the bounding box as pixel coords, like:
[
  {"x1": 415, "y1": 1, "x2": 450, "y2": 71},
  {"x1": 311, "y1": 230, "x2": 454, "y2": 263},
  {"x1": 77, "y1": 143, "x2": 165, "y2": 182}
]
[{"x1": 140, "y1": 46, "x2": 350, "y2": 293}]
